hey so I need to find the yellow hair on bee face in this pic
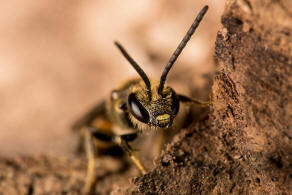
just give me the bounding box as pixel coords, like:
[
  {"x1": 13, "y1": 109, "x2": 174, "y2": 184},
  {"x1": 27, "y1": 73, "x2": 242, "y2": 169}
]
[
  {"x1": 132, "y1": 79, "x2": 172, "y2": 102},
  {"x1": 128, "y1": 114, "x2": 161, "y2": 133},
  {"x1": 156, "y1": 114, "x2": 170, "y2": 124}
]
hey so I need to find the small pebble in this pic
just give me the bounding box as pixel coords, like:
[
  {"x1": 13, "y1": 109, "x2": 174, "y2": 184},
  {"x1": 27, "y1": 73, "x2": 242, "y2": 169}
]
[{"x1": 161, "y1": 154, "x2": 172, "y2": 166}]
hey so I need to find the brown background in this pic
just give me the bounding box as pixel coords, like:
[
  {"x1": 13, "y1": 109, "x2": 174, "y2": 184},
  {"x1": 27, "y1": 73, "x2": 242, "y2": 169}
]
[{"x1": 0, "y1": 0, "x2": 224, "y2": 156}]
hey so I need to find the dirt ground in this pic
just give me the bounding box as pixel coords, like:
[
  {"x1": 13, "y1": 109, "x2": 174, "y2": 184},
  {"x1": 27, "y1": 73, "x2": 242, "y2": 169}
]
[{"x1": 1, "y1": 0, "x2": 292, "y2": 194}]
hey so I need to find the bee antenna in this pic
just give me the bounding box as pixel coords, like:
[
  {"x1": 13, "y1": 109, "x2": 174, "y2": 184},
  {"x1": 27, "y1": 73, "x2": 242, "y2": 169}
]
[
  {"x1": 114, "y1": 41, "x2": 152, "y2": 101},
  {"x1": 158, "y1": 5, "x2": 209, "y2": 96}
]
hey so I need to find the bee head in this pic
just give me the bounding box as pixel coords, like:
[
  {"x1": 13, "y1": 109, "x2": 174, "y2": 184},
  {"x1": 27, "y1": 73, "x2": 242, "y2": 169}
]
[
  {"x1": 127, "y1": 81, "x2": 179, "y2": 128},
  {"x1": 114, "y1": 5, "x2": 208, "y2": 129}
]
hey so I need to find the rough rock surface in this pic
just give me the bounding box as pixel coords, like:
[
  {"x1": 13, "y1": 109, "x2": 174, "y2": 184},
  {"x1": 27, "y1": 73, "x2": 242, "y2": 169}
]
[{"x1": 124, "y1": 0, "x2": 292, "y2": 194}]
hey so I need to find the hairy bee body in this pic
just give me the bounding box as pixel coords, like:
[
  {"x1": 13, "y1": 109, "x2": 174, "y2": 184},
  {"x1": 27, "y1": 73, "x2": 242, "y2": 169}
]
[{"x1": 73, "y1": 6, "x2": 209, "y2": 194}]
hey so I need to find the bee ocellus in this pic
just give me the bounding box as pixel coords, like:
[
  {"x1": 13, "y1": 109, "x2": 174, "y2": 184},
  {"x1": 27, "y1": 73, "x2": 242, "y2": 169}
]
[{"x1": 72, "y1": 5, "x2": 209, "y2": 194}]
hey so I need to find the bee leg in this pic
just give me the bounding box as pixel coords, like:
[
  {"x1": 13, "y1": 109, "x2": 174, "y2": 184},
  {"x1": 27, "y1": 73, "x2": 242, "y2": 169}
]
[
  {"x1": 83, "y1": 128, "x2": 98, "y2": 195},
  {"x1": 114, "y1": 136, "x2": 147, "y2": 174},
  {"x1": 178, "y1": 94, "x2": 211, "y2": 107}
]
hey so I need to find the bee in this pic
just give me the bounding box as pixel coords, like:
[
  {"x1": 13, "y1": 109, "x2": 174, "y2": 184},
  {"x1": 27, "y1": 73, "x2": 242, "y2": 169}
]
[{"x1": 72, "y1": 5, "x2": 209, "y2": 194}]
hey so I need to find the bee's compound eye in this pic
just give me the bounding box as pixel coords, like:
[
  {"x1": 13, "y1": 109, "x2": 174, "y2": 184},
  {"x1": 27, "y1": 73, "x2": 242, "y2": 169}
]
[
  {"x1": 171, "y1": 90, "x2": 180, "y2": 116},
  {"x1": 128, "y1": 93, "x2": 149, "y2": 123}
]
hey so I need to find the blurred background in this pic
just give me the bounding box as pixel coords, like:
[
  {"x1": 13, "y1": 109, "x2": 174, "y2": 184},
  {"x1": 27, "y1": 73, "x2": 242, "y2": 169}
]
[{"x1": 0, "y1": 0, "x2": 224, "y2": 157}]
